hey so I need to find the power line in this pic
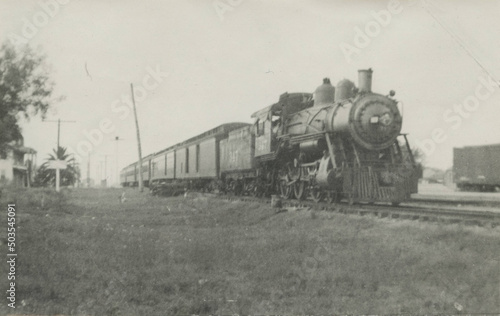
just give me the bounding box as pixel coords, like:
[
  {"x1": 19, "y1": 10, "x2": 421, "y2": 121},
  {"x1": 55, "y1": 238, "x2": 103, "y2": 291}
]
[{"x1": 422, "y1": 2, "x2": 499, "y2": 84}]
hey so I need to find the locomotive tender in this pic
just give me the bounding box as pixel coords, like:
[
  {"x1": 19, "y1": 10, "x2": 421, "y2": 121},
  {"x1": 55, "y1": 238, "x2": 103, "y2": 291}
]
[{"x1": 120, "y1": 69, "x2": 418, "y2": 204}]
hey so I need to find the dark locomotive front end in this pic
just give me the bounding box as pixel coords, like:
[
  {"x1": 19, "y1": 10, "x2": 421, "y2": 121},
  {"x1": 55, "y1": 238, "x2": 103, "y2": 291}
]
[{"x1": 331, "y1": 92, "x2": 402, "y2": 151}]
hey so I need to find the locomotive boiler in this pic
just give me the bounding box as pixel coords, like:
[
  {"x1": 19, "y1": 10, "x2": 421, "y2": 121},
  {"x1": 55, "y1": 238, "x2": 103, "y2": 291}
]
[{"x1": 285, "y1": 70, "x2": 401, "y2": 150}]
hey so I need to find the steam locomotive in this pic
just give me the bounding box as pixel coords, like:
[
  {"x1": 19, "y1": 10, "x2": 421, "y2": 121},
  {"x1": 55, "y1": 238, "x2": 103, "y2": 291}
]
[{"x1": 120, "y1": 69, "x2": 418, "y2": 205}]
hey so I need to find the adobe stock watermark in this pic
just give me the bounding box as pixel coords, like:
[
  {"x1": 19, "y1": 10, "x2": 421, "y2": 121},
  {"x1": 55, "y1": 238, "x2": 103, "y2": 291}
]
[
  {"x1": 213, "y1": 0, "x2": 243, "y2": 21},
  {"x1": 415, "y1": 75, "x2": 499, "y2": 157},
  {"x1": 338, "y1": 0, "x2": 434, "y2": 64},
  {"x1": 339, "y1": 0, "x2": 444, "y2": 63},
  {"x1": 66, "y1": 65, "x2": 169, "y2": 162},
  {"x1": 8, "y1": 0, "x2": 71, "y2": 47},
  {"x1": 339, "y1": 0, "x2": 404, "y2": 63}
]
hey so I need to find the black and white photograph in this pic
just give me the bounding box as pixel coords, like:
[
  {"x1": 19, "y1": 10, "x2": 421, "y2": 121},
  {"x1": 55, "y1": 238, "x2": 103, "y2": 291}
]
[{"x1": 0, "y1": 0, "x2": 499, "y2": 315}]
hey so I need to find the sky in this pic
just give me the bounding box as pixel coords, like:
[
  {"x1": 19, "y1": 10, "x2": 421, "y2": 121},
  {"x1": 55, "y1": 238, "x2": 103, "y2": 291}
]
[{"x1": 1, "y1": 0, "x2": 499, "y2": 185}]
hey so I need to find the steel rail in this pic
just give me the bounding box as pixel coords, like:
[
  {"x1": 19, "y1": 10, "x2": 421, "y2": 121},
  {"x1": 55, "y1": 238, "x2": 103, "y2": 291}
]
[{"x1": 212, "y1": 194, "x2": 500, "y2": 228}]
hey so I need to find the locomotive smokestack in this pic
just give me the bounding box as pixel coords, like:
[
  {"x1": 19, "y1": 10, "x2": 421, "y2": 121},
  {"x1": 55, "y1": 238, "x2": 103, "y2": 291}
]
[{"x1": 358, "y1": 68, "x2": 373, "y2": 93}]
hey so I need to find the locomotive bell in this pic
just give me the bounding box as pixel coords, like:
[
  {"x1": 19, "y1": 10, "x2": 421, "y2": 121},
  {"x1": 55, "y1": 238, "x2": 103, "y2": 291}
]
[
  {"x1": 358, "y1": 68, "x2": 373, "y2": 93},
  {"x1": 313, "y1": 78, "x2": 335, "y2": 106}
]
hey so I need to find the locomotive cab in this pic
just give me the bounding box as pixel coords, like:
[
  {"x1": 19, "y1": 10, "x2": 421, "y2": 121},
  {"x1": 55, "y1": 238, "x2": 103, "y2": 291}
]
[{"x1": 252, "y1": 92, "x2": 312, "y2": 159}]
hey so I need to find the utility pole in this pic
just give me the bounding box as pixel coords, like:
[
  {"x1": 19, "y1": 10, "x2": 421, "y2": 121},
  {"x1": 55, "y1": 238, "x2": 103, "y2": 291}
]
[
  {"x1": 43, "y1": 118, "x2": 75, "y2": 191},
  {"x1": 130, "y1": 83, "x2": 144, "y2": 192},
  {"x1": 87, "y1": 153, "x2": 91, "y2": 188},
  {"x1": 96, "y1": 163, "x2": 101, "y2": 186},
  {"x1": 114, "y1": 136, "x2": 124, "y2": 187},
  {"x1": 98, "y1": 155, "x2": 110, "y2": 187},
  {"x1": 104, "y1": 155, "x2": 107, "y2": 187},
  {"x1": 43, "y1": 119, "x2": 76, "y2": 150}
]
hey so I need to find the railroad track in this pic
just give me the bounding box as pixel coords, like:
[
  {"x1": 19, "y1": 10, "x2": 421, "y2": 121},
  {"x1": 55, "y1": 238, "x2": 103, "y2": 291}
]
[
  {"x1": 212, "y1": 194, "x2": 500, "y2": 228},
  {"x1": 410, "y1": 196, "x2": 500, "y2": 208}
]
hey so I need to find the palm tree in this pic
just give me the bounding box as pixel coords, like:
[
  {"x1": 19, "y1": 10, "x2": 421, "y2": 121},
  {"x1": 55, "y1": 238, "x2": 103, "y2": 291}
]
[{"x1": 34, "y1": 146, "x2": 80, "y2": 187}]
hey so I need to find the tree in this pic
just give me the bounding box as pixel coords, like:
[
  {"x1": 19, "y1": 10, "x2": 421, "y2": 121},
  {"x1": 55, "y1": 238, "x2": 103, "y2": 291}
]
[
  {"x1": 411, "y1": 147, "x2": 425, "y2": 165},
  {"x1": 34, "y1": 146, "x2": 80, "y2": 187},
  {"x1": 412, "y1": 147, "x2": 425, "y2": 179},
  {"x1": 0, "y1": 41, "x2": 60, "y2": 155},
  {"x1": 398, "y1": 140, "x2": 425, "y2": 179}
]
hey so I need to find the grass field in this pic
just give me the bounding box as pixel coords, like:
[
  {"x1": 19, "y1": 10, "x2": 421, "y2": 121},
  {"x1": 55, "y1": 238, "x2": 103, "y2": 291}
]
[{"x1": 0, "y1": 187, "x2": 499, "y2": 315}]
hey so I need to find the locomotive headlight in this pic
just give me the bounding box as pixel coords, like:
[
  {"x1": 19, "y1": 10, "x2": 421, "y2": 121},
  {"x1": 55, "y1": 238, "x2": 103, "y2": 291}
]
[
  {"x1": 369, "y1": 112, "x2": 393, "y2": 126},
  {"x1": 379, "y1": 112, "x2": 393, "y2": 126}
]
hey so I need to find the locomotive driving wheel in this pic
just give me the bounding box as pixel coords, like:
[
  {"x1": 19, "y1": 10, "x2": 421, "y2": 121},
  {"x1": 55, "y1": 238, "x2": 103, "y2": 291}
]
[
  {"x1": 248, "y1": 180, "x2": 259, "y2": 197},
  {"x1": 288, "y1": 159, "x2": 305, "y2": 200},
  {"x1": 278, "y1": 164, "x2": 292, "y2": 199},
  {"x1": 293, "y1": 181, "x2": 305, "y2": 200},
  {"x1": 227, "y1": 179, "x2": 236, "y2": 195},
  {"x1": 310, "y1": 186, "x2": 324, "y2": 203},
  {"x1": 249, "y1": 178, "x2": 266, "y2": 197},
  {"x1": 227, "y1": 179, "x2": 243, "y2": 196},
  {"x1": 278, "y1": 179, "x2": 292, "y2": 199}
]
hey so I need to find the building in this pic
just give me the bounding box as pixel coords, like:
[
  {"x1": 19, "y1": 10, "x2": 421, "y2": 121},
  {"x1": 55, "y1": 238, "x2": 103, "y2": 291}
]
[
  {"x1": 420, "y1": 167, "x2": 445, "y2": 184},
  {"x1": 0, "y1": 137, "x2": 37, "y2": 187}
]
